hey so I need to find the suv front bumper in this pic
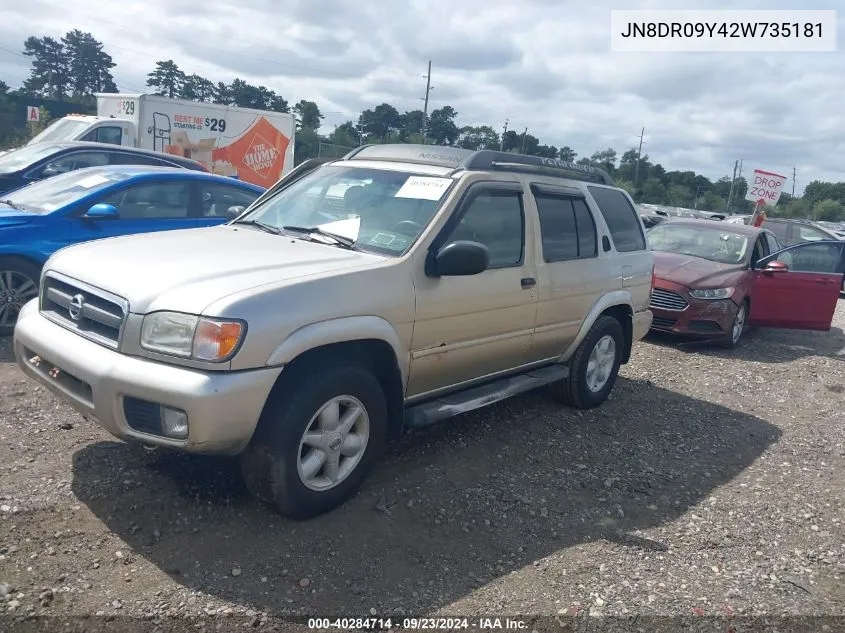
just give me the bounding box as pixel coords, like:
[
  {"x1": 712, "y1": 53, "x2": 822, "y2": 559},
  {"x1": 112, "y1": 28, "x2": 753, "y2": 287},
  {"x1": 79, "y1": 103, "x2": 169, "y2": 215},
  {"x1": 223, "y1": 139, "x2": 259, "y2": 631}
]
[{"x1": 13, "y1": 300, "x2": 282, "y2": 455}]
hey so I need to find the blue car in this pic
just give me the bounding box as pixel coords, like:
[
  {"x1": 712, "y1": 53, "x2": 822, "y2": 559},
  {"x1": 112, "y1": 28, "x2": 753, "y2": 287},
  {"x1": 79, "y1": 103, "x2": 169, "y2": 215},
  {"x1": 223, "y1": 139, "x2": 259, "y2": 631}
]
[{"x1": 0, "y1": 165, "x2": 264, "y2": 334}]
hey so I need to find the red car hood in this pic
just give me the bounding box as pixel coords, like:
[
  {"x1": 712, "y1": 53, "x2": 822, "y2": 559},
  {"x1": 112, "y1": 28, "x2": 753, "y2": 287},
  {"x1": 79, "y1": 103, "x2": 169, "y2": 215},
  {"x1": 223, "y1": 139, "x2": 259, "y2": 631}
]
[{"x1": 653, "y1": 251, "x2": 746, "y2": 289}]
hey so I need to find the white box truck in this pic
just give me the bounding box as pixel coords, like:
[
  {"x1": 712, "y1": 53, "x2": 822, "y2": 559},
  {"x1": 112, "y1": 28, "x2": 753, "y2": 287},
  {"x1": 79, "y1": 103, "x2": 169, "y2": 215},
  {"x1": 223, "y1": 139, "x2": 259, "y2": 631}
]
[{"x1": 27, "y1": 93, "x2": 296, "y2": 188}]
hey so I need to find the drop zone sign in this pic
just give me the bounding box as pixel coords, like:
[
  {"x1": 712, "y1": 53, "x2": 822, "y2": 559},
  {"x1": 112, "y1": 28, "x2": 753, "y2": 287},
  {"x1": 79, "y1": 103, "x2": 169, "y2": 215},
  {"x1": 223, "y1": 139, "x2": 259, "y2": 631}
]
[{"x1": 745, "y1": 168, "x2": 788, "y2": 207}]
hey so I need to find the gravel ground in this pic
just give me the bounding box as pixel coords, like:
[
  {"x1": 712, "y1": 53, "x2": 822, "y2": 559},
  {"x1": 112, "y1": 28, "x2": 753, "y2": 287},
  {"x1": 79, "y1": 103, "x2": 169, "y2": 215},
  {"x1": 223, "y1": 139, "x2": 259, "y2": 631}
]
[{"x1": 0, "y1": 302, "x2": 843, "y2": 632}]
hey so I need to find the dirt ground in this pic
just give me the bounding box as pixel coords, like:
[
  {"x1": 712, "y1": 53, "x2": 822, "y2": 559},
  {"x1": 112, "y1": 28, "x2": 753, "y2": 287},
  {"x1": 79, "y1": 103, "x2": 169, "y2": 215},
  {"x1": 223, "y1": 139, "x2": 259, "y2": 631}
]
[{"x1": 1, "y1": 302, "x2": 844, "y2": 632}]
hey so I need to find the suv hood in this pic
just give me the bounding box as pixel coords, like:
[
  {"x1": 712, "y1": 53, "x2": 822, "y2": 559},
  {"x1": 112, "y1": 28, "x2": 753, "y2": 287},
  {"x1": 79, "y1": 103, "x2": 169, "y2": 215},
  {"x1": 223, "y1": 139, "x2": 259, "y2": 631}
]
[
  {"x1": 653, "y1": 250, "x2": 745, "y2": 289},
  {"x1": 46, "y1": 225, "x2": 387, "y2": 314}
]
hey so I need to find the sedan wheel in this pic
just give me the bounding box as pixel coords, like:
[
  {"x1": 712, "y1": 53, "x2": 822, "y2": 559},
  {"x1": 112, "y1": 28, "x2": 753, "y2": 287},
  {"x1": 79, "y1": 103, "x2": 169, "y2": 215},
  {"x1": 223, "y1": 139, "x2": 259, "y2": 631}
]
[
  {"x1": 0, "y1": 267, "x2": 40, "y2": 336},
  {"x1": 722, "y1": 300, "x2": 748, "y2": 349}
]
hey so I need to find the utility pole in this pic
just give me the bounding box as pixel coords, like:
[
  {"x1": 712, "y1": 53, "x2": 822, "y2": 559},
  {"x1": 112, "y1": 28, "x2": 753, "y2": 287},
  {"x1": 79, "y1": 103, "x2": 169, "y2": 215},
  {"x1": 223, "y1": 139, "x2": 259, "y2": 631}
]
[
  {"x1": 420, "y1": 60, "x2": 433, "y2": 143},
  {"x1": 726, "y1": 159, "x2": 738, "y2": 213},
  {"x1": 792, "y1": 167, "x2": 797, "y2": 197},
  {"x1": 634, "y1": 127, "x2": 645, "y2": 185},
  {"x1": 499, "y1": 119, "x2": 508, "y2": 152},
  {"x1": 520, "y1": 127, "x2": 528, "y2": 153}
]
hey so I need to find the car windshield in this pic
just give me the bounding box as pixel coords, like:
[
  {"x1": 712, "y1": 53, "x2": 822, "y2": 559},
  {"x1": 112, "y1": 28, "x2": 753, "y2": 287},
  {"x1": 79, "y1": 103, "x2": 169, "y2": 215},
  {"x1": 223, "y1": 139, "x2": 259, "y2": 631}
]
[
  {"x1": 238, "y1": 164, "x2": 456, "y2": 255},
  {"x1": 647, "y1": 224, "x2": 750, "y2": 265},
  {"x1": 28, "y1": 118, "x2": 92, "y2": 145},
  {"x1": 0, "y1": 168, "x2": 134, "y2": 213},
  {"x1": 0, "y1": 143, "x2": 62, "y2": 174}
]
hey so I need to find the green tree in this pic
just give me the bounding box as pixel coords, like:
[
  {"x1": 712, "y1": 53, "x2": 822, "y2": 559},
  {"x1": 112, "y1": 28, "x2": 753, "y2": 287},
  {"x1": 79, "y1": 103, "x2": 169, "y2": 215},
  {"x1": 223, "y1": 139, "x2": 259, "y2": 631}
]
[
  {"x1": 457, "y1": 125, "x2": 499, "y2": 150},
  {"x1": 426, "y1": 106, "x2": 459, "y2": 145},
  {"x1": 61, "y1": 30, "x2": 117, "y2": 99},
  {"x1": 293, "y1": 100, "x2": 323, "y2": 130},
  {"x1": 22, "y1": 36, "x2": 69, "y2": 100},
  {"x1": 359, "y1": 103, "x2": 400, "y2": 142},
  {"x1": 327, "y1": 122, "x2": 359, "y2": 148},
  {"x1": 181, "y1": 74, "x2": 215, "y2": 102},
  {"x1": 147, "y1": 60, "x2": 185, "y2": 98},
  {"x1": 590, "y1": 148, "x2": 617, "y2": 172},
  {"x1": 557, "y1": 146, "x2": 577, "y2": 162},
  {"x1": 0, "y1": 81, "x2": 7, "y2": 95},
  {"x1": 813, "y1": 199, "x2": 845, "y2": 222},
  {"x1": 212, "y1": 81, "x2": 232, "y2": 105}
]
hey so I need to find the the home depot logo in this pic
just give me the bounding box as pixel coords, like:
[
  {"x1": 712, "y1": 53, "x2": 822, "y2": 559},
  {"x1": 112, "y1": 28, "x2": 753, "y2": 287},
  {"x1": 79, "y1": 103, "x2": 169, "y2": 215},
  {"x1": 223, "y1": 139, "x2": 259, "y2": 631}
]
[{"x1": 242, "y1": 132, "x2": 280, "y2": 177}]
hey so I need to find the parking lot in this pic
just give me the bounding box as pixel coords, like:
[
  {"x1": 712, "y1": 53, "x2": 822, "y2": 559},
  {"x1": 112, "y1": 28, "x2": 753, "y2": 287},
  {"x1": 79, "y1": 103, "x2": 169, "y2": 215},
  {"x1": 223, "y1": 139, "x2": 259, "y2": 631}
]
[{"x1": 1, "y1": 302, "x2": 844, "y2": 626}]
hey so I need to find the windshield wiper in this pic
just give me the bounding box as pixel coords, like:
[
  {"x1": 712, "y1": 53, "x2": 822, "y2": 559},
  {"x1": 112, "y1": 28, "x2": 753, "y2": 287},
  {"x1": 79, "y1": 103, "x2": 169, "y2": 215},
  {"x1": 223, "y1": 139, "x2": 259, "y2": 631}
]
[
  {"x1": 232, "y1": 218, "x2": 282, "y2": 235},
  {"x1": 0, "y1": 199, "x2": 19, "y2": 210},
  {"x1": 282, "y1": 225, "x2": 357, "y2": 249}
]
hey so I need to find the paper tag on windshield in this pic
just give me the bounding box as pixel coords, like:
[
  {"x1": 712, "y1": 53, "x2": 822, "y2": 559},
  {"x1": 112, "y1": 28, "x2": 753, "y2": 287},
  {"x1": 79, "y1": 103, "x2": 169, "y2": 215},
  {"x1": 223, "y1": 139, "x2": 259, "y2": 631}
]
[
  {"x1": 394, "y1": 176, "x2": 452, "y2": 201},
  {"x1": 77, "y1": 174, "x2": 109, "y2": 188}
]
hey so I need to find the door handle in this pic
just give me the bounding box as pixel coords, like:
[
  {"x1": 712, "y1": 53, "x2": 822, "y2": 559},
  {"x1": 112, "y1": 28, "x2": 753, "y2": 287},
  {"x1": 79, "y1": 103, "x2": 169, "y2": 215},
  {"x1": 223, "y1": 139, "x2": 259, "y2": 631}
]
[
  {"x1": 814, "y1": 278, "x2": 831, "y2": 284},
  {"x1": 521, "y1": 277, "x2": 536, "y2": 288}
]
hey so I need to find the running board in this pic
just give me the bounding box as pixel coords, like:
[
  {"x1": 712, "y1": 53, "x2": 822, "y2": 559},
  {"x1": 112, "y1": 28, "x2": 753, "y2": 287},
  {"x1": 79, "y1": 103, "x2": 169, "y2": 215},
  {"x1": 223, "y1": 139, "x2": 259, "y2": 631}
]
[{"x1": 404, "y1": 364, "x2": 569, "y2": 428}]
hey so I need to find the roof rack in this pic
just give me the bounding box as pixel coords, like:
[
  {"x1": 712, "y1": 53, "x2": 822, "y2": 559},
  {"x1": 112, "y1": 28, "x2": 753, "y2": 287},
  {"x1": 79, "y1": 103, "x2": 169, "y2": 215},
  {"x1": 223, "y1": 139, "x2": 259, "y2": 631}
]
[{"x1": 342, "y1": 144, "x2": 615, "y2": 185}]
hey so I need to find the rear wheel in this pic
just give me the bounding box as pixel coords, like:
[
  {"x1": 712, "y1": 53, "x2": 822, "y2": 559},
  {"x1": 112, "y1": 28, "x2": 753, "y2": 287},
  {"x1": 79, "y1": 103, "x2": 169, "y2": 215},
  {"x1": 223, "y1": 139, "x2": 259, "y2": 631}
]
[
  {"x1": 240, "y1": 362, "x2": 387, "y2": 519},
  {"x1": 549, "y1": 315, "x2": 624, "y2": 409},
  {"x1": 0, "y1": 258, "x2": 41, "y2": 337}
]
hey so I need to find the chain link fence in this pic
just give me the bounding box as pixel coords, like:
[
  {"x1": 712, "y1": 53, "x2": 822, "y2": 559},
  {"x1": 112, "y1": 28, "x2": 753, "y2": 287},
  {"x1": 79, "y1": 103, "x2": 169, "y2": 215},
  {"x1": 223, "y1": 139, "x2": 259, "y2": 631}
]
[{"x1": 317, "y1": 142, "x2": 356, "y2": 158}]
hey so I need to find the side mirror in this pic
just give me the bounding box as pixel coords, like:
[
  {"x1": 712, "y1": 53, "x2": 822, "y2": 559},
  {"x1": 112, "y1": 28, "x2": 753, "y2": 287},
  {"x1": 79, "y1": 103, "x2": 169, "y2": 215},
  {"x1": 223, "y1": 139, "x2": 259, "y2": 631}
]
[
  {"x1": 226, "y1": 205, "x2": 246, "y2": 219},
  {"x1": 762, "y1": 260, "x2": 788, "y2": 274},
  {"x1": 84, "y1": 203, "x2": 119, "y2": 219},
  {"x1": 432, "y1": 240, "x2": 489, "y2": 276}
]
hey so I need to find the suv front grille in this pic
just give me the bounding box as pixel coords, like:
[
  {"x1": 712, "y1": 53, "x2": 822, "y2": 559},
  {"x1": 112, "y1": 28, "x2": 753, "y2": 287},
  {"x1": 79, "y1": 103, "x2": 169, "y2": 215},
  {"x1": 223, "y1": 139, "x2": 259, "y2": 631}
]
[
  {"x1": 649, "y1": 287, "x2": 688, "y2": 311},
  {"x1": 40, "y1": 273, "x2": 128, "y2": 349}
]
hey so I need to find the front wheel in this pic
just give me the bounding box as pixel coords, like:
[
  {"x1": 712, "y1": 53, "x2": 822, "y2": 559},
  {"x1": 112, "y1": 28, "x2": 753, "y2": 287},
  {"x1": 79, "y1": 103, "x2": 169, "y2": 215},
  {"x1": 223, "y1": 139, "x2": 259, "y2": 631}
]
[
  {"x1": 721, "y1": 299, "x2": 748, "y2": 349},
  {"x1": 0, "y1": 259, "x2": 41, "y2": 337},
  {"x1": 549, "y1": 315, "x2": 624, "y2": 409},
  {"x1": 240, "y1": 363, "x2": 387, "y2": 519}
]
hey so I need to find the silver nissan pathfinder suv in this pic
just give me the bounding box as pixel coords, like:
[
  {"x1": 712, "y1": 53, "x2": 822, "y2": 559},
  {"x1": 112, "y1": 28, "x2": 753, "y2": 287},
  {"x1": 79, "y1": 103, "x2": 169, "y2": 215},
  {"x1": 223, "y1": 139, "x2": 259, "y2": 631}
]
[{"x1": 14, "y1": 144, "x2": 654, "y2": 518}]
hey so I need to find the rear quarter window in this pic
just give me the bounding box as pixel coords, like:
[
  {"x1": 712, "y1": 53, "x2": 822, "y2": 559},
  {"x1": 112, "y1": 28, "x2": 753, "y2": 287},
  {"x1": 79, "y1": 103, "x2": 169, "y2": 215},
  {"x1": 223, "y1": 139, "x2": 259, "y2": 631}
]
[{"x1": 587, "y1": 186, "x2": 647, "y2": 252}]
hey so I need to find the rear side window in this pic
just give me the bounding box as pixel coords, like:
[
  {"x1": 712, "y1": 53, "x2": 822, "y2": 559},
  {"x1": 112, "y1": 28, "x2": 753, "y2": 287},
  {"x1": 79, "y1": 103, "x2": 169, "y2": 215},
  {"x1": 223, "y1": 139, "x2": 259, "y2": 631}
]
[
  {"x1": 534, "y1": 194, "x2": 597, "y2": 262},
  {"x1": 762, "y1": 220, "x2": 788, "y2": 242},
  {"x1": 587, "y1": 186, "x2": 646, "y2": 252}
]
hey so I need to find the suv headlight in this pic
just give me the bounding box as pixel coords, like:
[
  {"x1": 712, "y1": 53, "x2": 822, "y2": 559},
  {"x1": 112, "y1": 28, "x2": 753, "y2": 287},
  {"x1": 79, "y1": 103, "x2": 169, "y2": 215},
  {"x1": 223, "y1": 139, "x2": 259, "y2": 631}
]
[
  {"x1": 140, "y1": 311, "x2": 245, "y2": 362},
  {"x1": 689, "y1": 287, "x2": 734, "y2": 300}
]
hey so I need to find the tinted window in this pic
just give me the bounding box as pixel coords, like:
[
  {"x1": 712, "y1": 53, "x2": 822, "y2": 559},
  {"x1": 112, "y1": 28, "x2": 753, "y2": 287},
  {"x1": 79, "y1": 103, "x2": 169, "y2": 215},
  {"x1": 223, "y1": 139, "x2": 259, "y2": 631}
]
[
  {"x1": 764, "y1": 232, "x2": 781, "y2": 254},
  {"x1": 100, "y1": 182, "x2": 191, "y2": 219},
  {"x1": 762, "y1": 220, "x2": 789, "y2": 241},
  {"x1": 573, "y1": 199, "x2": 598, "y2": 257},
  {"x1": 96, "y1": 126, "x2": 123, "y2": 145},
  {"x1": 450, "y1": 189, "x2": 524, "y2": 268},
  {"x1": 200, "y1": 184, "x2": 259, "y2": 219},
  {"x1": 588, "y1": 186, "x2": 646, "y2": 252},
  {"x1": 109, "y1": 152, "x2": 171, "y2": 167},
  {"x1": 763, "y1": 243, "x2": 843, "y2": 274},
  {"x1": 534, "y1": 194, "x2": 597, "y2": 262},
  {"x1": 41, "y1": 151, "x2": 110, "y2": 176}
]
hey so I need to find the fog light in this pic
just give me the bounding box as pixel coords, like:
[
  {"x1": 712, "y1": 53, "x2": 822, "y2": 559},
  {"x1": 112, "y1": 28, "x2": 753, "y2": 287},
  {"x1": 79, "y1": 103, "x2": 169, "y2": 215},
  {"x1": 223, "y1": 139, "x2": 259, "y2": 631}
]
[{"x1": 160, "y1": 406, "x2": 188, "y2": 439}]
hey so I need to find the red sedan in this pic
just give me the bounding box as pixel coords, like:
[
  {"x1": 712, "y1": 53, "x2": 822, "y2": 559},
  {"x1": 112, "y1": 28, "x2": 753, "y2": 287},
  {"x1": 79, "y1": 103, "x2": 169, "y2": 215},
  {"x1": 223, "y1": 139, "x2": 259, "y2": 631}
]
[{"x1": 647, "y1": 219, "x2": 844, "y2": 347}]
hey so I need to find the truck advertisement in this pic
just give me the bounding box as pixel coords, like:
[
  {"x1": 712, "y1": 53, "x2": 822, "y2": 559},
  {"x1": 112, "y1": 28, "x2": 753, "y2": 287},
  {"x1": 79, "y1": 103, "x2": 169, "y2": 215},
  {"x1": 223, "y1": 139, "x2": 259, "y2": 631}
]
[{"x1": 97, "y1": 94, "x2": 295, "y2": 188}]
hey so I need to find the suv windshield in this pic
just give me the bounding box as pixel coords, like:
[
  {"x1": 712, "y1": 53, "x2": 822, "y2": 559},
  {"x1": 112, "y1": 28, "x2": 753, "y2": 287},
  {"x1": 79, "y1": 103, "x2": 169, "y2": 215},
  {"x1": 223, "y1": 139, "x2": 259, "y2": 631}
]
[
  {"x1": 239, "y1": 164, "x2": 456, "y2": 255},
  {"x1": 0, "y1": 143, "x2": 62, "y2": 174},
  {"x1": 28, "y1": 118, "x2": 92, "y2": 145},
  {"x1": 648, "y1": 224, "x2": 750, "y2": 265},
  {"x1": 0, "y1": 167, "x2": 133, "y2": 213}
]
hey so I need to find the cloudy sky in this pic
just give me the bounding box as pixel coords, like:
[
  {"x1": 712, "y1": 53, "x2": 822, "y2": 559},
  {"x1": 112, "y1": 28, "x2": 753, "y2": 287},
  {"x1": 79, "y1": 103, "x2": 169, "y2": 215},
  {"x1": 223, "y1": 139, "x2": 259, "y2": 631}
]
[{"x1": 0, "y1": 0, "x2": 843, "y2": 192}]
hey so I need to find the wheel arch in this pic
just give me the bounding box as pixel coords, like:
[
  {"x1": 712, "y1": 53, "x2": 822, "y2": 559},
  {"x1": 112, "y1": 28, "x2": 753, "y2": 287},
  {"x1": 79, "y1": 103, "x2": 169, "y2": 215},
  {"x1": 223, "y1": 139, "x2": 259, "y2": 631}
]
[
  {"x1": 561, "y1": 291, "x2": 635, "y2": 364},
  {"x1": 264, "y1": 319, "x2": 408, "y2": 441}
]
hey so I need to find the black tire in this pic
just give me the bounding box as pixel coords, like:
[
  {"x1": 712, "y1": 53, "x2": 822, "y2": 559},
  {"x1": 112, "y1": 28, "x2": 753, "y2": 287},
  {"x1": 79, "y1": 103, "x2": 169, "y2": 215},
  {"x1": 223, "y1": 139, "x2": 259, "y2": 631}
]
[
  {"x1": 0, "y1": 257, "x2": 42, "y2": 337},
  {"x1": 720, "y1": 299, "x2": 748, "y2": 349},
  {"x1": 240, "y1": 362, "x2": 387, "y2": 519},
  {"x1": 549, "y1": 315, "x2": 624, "y2": 409}
]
